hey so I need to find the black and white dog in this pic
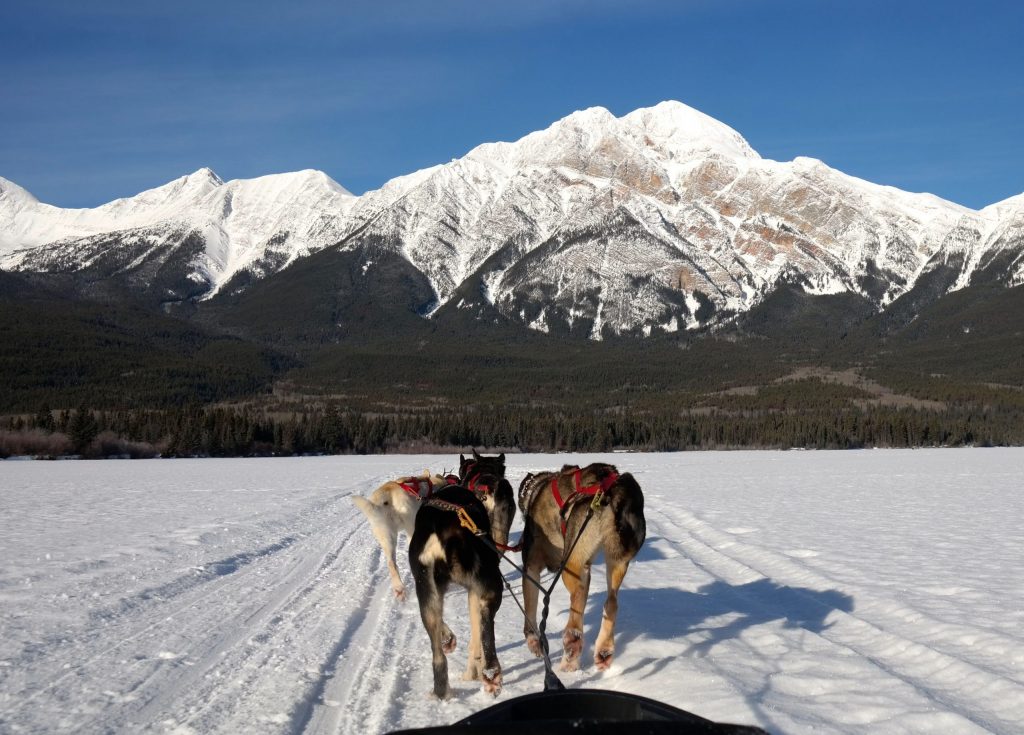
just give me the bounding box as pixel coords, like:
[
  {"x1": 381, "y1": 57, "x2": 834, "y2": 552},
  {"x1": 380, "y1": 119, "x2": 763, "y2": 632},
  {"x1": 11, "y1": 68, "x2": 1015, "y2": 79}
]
[{"x1": 408, "y1": 451, "x2": 515, "y2": 698}]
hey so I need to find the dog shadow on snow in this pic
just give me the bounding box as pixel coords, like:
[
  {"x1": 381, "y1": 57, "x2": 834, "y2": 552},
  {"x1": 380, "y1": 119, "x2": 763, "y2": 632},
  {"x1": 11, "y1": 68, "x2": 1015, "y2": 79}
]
[{"x1": 602, "y1": 578, "x2": 854, "y2": 680}]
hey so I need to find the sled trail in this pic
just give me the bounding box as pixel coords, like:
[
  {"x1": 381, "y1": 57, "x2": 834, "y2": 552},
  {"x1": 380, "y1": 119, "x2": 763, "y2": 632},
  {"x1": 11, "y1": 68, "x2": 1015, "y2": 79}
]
[{"x1": 1, "y1": 451, "x2": 1022, "y2": 735}]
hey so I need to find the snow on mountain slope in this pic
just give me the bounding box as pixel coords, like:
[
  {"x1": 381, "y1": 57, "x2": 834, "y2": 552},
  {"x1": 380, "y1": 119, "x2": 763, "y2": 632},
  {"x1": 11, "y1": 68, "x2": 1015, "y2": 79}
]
[
  {"x1": 0, "y1": 169, "x2": 222, "y2": 254},
  {"x1": 2, "y1": 101, "x2": 1021, "y2": 334},
  {"x1": 339, "y1": 101, "x2": 1001, "y2": 336},
  {"x1": 190, "y1": 170, "x2": 357, "y2": 294},
  {"x1": 973, "y1": 194, "x2": 1024, "y2": 288},
  {"x1": 1, "y1": 169, "x2": 355, "y2": 298}
]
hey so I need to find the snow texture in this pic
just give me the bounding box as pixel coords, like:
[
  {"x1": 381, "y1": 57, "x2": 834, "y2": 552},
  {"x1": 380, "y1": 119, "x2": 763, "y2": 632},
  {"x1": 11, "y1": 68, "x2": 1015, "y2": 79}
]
[{"x1": 2, "y1": 449, "x2": 1022, "y2": 734}]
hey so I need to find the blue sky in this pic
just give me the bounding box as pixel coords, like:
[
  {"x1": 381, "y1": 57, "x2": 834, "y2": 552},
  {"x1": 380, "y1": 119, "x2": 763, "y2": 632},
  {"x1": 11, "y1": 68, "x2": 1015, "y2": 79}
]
[{"x1": 1, "y1": 0, "x2": 1021, "y2": 209}]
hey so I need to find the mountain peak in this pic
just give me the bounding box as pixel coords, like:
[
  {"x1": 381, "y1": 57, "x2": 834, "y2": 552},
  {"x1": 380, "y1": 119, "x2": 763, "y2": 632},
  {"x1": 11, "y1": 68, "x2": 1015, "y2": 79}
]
[
  {"x1": 559, "y1": 106, "x2": 617, "y2": 127},
  {"x1": 94, "y1": 168, "x2": 224, "y2": 219},
  {"x1": 188, "y1": 167, "x2": 224, "y2": 186},
  {"x1": 622, "y1": 100, "x2": 760, "y2": 160},
  {"x1": 0, "y1": 176, "x2": 40, "y2": 206},
  {"x1": 217, "y1": 169, "x2": 354, "y2": 201},
  {"x1": 982, "y1": 192, "x2": 1024, "y2": 217}
]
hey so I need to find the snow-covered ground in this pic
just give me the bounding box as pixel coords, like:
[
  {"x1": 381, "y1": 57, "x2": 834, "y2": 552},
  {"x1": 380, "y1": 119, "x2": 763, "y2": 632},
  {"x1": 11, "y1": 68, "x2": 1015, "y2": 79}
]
[{"x1": 1, "y1": 450, "x2": 1022, "y2": 734}]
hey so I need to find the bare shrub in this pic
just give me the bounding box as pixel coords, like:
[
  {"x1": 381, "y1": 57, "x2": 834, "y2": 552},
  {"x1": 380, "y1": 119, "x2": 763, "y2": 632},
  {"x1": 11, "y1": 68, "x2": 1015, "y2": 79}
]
[
  {"x1": 84, "y1": 431, "x2": 160, "y2": 459},
  {"x1": 0, "y1": 429, "x2": 73, "y2": 458}
]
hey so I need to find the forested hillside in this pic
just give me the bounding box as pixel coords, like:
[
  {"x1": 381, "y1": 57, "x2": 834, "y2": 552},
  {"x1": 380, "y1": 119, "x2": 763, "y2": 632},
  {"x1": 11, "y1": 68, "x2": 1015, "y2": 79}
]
[{"x1": 3, "y1": 265, "x2": 1023, "y2": 457}]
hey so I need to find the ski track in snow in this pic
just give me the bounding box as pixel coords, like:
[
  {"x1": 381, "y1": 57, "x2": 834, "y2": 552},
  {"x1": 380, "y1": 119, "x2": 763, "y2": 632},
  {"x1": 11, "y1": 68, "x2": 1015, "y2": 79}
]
[{"x1": 1, "y1": 451, "x2": 1023, "y2": 734}]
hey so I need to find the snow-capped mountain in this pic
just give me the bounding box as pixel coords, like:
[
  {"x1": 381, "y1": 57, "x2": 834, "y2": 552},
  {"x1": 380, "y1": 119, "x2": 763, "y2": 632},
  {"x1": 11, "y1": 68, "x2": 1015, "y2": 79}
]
[
  {"x1": 0, "y1": 168, "x2": 356, "y2": 301},
  {"x1": 2, "y1": 101, "x2": 1021, "y2": 336}
]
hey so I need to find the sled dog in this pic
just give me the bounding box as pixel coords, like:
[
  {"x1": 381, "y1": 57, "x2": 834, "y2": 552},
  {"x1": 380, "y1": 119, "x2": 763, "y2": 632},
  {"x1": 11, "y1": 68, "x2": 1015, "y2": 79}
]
[
  {"x1": 408, "y1": 451, "x2": 516, "y2": 698},
  {"x1": 456, "y1": 449, "x2": 516, "y2": 549},
  {"x1": 352, "y1": 471, "x2": 451, "y2": 601},
  {"x1": 518, "y1": 463, "x2": 646, "y2": 672}
]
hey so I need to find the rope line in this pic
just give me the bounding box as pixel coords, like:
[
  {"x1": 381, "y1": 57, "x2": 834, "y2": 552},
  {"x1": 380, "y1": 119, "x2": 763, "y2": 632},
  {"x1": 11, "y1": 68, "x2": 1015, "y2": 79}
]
[{"x1": 475, "y1": 497, "x2": 601, "y2": 692}]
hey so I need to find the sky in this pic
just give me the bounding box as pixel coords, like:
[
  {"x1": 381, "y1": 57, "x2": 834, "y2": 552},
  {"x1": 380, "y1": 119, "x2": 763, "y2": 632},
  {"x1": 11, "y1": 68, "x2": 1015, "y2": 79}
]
[{"x1": 1, "y1": 0, "x2": 1021, "y2": 210}]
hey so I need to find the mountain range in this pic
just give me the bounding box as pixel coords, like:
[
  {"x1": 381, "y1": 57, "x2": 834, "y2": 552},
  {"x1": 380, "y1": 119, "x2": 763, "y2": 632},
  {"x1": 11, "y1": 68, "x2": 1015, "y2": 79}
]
[
  {"x1": 4, "y1": 100, "x2": 1022, "y2": 342},
  {"x1": 2, "y1": 101, "x2": 1024, "y2": 421}
]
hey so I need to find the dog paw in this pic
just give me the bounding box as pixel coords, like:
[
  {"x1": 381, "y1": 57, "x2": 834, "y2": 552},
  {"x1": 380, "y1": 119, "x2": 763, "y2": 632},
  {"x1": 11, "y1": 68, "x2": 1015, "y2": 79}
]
[
  {"x1": 442, "y1": 631, "x2": 457, "y2": 654},
  {"x1": 462, "y1": 663, "x2": 480, "y2": 681},
  {"x1": 431, "y1": 685, "x2": 452, "y2": 700},
  {"x1": 482, "y1": 667, "x2": 502, "y2": 695},
  {"x1": 559, "y1": 657, "x2": 580, "y2": 673},
  {"x1": 393, "y1": 586, "x2": 406, "y2": 602},
  {"x1": 561, "y1": 628, "x2": 583, "y2": 665},
  {"x1": 526, "y1": 634, "x2": 544, "y2": 658},
  {"x1": 594, "y1": 648, "x2": 614, "y2": 670}
]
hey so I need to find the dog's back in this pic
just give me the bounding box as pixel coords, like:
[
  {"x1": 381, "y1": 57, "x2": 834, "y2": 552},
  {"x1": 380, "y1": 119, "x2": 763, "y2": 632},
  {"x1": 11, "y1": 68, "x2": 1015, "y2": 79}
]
[
  {"x1": 602, "y1": 471, "x2": 646, "y2": 558},
  {"x1": 352, "y1": 476, "x2": 426, "y2": 537}
]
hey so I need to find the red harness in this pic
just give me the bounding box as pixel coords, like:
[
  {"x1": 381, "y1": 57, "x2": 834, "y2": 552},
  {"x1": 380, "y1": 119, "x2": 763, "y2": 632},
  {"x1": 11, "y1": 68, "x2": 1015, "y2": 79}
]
[
  {"x1": 550, "y1": 468, "x2": 619, "y2": 535},
  {"x1": 464, "y1": 473, "x2": 496, "y2": 494},
  {"x1": 398, "y1": 478, "x2": 433, "y2": 500},
  {"x1": 397, "y1": 475, "x2": 459, "y2": 501}
]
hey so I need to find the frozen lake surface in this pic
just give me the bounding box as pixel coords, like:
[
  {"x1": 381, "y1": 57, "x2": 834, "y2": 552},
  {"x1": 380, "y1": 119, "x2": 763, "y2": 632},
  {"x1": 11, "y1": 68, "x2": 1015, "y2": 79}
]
[{"x1": 1, "y1": 449, "x2": 1023, "y2": 734}]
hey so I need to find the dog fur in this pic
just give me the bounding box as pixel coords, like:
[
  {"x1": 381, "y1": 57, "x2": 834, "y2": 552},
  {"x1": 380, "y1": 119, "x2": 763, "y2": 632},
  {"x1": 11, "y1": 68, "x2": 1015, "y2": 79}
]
[
  {"x1": 351, "y1": 471, "x2": 448, "y2": 601},
  {"x1": 518, "y1": 463, "x2": 646, "y2": 672},
  {"x1": 409, "y1": 486, "x2": 504, "y2": 699},
  {"x1": 408, "y1": 451, "x2": 516, "y2": 699},
  {"x1": 457, "y1": 450, "x2": 516, "y2": 550}
]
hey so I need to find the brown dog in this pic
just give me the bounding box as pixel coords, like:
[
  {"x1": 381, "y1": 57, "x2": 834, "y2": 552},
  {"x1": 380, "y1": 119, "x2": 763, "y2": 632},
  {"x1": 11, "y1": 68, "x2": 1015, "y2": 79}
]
[{"x1": 518, "y1": 463, "x2": 646, "y2": 672}]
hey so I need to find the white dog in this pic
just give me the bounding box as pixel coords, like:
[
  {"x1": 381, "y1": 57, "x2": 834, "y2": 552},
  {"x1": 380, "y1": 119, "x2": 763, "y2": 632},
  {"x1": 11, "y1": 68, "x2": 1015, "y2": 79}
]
[{"x1": 352, "y1": 471, "x2": 452, "y2": 601}]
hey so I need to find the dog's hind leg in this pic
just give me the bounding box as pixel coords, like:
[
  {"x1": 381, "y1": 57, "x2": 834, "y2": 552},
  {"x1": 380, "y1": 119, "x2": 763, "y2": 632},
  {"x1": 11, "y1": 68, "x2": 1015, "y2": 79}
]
[
  {"x1": 593, "y1": 557, "x2": 630, "y2": 670},
  {"x1": 477, "y1": 577, "x2": 503, "y2": 695},
  {"x1": 413, "y1": 566, "x2": 452, "y2": 699},
  {"x1": 559, "y1": 557, "x2": 592, "y2": 672},
  {"x1": 353, "y1": 496, "x2": 406, "y2": 601},
  {"x1": 462, "y1": 593, "x2": 482, "y2": 681},
  {"x1": 521, "y1": 523, "x2": 557, "y2": 657},
  {"x1": 373, "y1": 519, "x2": 406, "y2": 601}
]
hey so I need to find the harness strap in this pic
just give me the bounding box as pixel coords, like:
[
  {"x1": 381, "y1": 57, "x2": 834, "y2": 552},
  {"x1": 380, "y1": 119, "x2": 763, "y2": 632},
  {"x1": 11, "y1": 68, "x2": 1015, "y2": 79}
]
[
  {"x1": 550, "y1": 469, "x2": 620, "y2": 536},
  {"x1": 423, "y1": 497, "x2": 479, "y2": 534},
  {"x1": 493, "y1": 538, "x2": 523, "y2": 552},
  {"x1": 550, "y1": 475, "x2": 566, "y2": 509},
  {"x1": 398, "y1": 478, "x2": 433, "y2": 500},
  {"x1": 465, "y1": 473, "x2": 489, "y2": 493}
]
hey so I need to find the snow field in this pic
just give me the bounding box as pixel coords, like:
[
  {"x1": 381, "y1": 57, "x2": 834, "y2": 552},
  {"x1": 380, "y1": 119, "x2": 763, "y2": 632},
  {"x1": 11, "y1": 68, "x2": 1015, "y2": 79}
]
[{"x1": 1, "y1": 450, "x2": 1022, "y2": 734}]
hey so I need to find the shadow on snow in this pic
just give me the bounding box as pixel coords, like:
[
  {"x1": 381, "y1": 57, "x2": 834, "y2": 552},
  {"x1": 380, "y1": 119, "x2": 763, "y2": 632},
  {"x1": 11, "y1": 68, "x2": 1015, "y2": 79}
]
[{"x1": 611, "y1": 579, "x2": 854, "y2": 669}]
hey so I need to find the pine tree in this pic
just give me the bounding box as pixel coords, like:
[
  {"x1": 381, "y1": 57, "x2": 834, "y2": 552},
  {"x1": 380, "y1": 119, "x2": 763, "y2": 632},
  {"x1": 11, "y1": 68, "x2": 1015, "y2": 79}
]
[{"x1": 69, "y1": 405, "x2": 99, "y2": 454}]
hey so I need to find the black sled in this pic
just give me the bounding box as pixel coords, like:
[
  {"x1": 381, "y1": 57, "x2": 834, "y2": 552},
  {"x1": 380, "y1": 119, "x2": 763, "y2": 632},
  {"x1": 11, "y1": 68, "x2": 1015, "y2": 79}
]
[{"x1": 389, "y1": 688, "x2": 768, "y2": 734}]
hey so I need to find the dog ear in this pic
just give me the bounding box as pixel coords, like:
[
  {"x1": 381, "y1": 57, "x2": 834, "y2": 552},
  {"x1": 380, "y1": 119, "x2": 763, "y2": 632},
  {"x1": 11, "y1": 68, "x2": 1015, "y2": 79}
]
[
  {"x1": 472, "y1": 448, "x2": 481, "y2": 460},
  {"x1": 460, "y1": 453, "x2": 466, "y2": 465},
  {"x1": 498, "y1": 453, "x2": 505, "y2": 462}
]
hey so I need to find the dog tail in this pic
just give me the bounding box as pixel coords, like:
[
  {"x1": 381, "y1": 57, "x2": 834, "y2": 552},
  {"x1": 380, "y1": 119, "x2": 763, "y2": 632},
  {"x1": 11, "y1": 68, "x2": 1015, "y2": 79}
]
[
  {"x1": 607, "y1": 473, "x2": 646, "y2": 557},
  {"x1": 352, "y1": 495, "x2": 382, "y2": 525}
]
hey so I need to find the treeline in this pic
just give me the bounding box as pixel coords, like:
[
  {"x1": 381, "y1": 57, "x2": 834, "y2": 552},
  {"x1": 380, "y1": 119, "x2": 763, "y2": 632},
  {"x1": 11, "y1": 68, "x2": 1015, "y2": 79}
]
[{"x1": 3, "y1": 400, "x2": 1023, "y2": 458}]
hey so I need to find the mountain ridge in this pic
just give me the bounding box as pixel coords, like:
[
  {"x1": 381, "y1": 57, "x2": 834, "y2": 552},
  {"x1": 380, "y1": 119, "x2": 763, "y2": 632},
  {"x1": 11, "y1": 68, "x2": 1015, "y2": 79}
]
[{"x1": 2, "y1": 100, "x2": 1022, "y2": 340}]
